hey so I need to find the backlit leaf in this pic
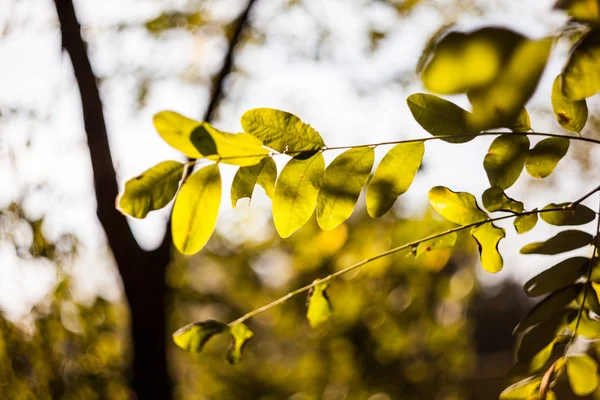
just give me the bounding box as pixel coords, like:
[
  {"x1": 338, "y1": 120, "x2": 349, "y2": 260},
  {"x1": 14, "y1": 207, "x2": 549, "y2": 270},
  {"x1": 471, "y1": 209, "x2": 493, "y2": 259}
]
[
  {"x1": 421, "y1": 27, "x2": 524, "y2": 94},
  {"x1": 513, "y1": 284, "x2": 582, "y2": 334},
  {"x1": 467, "y1": 39, "x2": 551, "y2": 131},
  {"x1": 562, "y1": 29, "x2": 600, "y2": 100},
  {"x1": 555, "y1": 0, "x2": 600, "y2": 23},
  {"x1": 540, "y1": 203, "x2": 595, "y2": 226},
  {"x1": 190, "y1": 123, "x2": 268, "y2": 167},
  {"x1": 517, "y1": 312, "x2": 568, "y2": 362},
  {"x1": 482, "y1": 186, "x2": 524, "y2": 213},
  {"x1": 231, "y1": 158, "x2": 277, "y2": 207},
  {"x1": 499, "y1": 375, "x2": 542, "y2": 399},
  {"x1": 118, "y1": 161, "x2": 185, "y2": 218},
  {"x1": 241, "y1": 108, "x2": 325, "y2": 155},
  {"x1": 273, "y1": 153, "x2": 324, "y2": 238},
  {"x1": 520, "y1": 230, "x2": 593, "y2": 255},
  {"x1": 172, "y1": 164, "x2": 221, "y2": 255},
  {"x1": 428, "y1": 186, "x2": 488, "y2": 225},
  {"x1": 526, "y1": 137, "x2": 570, "y2": 179},
  {"x1": 366, "y1": 142, "x2": 424, "y2": 218},
  {"x1": 470, "y1": 222, "x2": 506, "y2": 273},
  {"x1": 514, "y1": 212, "x2": 538, "y2": 234},
  {"x1": 510, "y1": 108, "x2": 532, "y2": 133},
  {"x1": 226, "y1": 323, "x2": 254, "y2": 365},
  {"x1": 153, "y1": 111, "x2": 204, "y2": 158},
  {"x1": 483, "y1": 134, "x2": 530, "y2": 189},
  {"x1": 524, "y1": 257, "x2": 588, "y2": 297},
  {"x1": 415, "y1": 232, "x2": 458, "y2": 256},
  {"x1": 567, "y1": 354, "x2": 599, "y2": 396},
  {"x1": 406, "y1": 93, "x2": 474, "y2": 143},
  {"x1": 568, "y1": 310, "x2": 600, "y2": 338},
  {"x1": 551, "y1": 75, "x2": 588, "y2": 133},
  {"x1": 307, "y1": 282, "x2": 332, "y2": 328},
  {"x1": 317, "y1": 147, "x2": 374, "y2": 230},
  {"x1": 172, "y1": 320, "x2": 228, "y2": 352}
]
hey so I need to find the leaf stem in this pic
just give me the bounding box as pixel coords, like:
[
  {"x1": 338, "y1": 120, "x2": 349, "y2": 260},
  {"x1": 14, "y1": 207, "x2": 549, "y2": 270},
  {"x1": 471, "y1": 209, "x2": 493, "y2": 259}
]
[{"x1": 228, "y1": 206, "x2": 570, "y2": 327}]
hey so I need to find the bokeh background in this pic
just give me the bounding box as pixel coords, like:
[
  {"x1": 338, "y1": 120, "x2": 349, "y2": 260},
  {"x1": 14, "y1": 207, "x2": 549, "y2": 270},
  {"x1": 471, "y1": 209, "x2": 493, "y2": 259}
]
[{"x1": 1, "y1": 0, "x2": 600, "y2": 399}]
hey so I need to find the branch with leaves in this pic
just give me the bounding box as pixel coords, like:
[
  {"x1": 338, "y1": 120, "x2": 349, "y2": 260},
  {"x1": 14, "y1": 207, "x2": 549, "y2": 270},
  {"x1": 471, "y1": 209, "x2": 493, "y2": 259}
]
[{"x1": 118, "y1": 0, "x2": 600, "y2": 398}]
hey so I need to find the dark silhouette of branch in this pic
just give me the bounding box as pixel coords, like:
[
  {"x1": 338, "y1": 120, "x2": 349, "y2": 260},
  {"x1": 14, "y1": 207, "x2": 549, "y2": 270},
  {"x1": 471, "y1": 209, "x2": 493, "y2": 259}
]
[{"x1": 52, "y1": 0, "x2": 258, "y2": 398}]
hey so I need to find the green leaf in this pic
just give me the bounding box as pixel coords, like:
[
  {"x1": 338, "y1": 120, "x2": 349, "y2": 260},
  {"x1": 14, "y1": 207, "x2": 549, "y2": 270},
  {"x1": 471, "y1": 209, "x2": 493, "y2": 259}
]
[
  {"x1": 172, "y1": 320, "x2": 228, "y2": 352},
  {"x1": 555, "y1": 0, "x2": 600, "y2": 23},
  {"x1": 190, "y1": 123, "x2": 269, "y2": 167},
  {"x1": 317, "y1": 147, "x2": 374, "y2": 230},
  {"x1": 524, "y1": 257, "x2": 588, "y2": 297},
  {"x1": 499, "y1": 375, "x2": 542, "y2": 399},
  {"x1": 540, "y1": 203, "x2": 595, "y2": 226},
  {"x1": 118, "y1": 161, "x2": 185, "y2": 218},
  {"x1": 421, "y1": 27, "x2": 524, "y2": 94},
  {"x1": 510, "y1": 108, "x2": 532, "y2": 133},
  {"x1": 568, "y1": 310, "x2": 600, "y2": 338},
  {"x1": 306, "y1": 282, "x2": 332, "y2": 328},
  {"x1": 525, "y1": 137, "x2": 570, "y2": 179},
  {"x1": 226, "y1": 323, "x2": 254, "y2": 365},
  {"x1": 428, "y1": 186, "x2": 488, "y2": 225},
  {"x1": 273, "y1": 153, "x2": 324, "y2": 238},
  {"x1": 153, "y1": 111, "x2": 204, "y2": 158},
  {"x1": 467, "y1": 38, "x2": 551, "y2": 131},
  {"x1": 514, "y1": 212, "x2": 538, "y2": 234},
  {"x1": 483, "y1": 134, "x2": 530, "y2": 189},
  {"x1": 366, "y1": 142, "x2": 424, "y2": 218},
  {"x1": 517, "y1": 311, "x2": 568, "y2": 362},
  {"x1": 482, "y1": 186, "x2": 524, "y2": 213},
  {"x1": 241, "y1": 108, "x2": 325, "y2": 155},
  {"x1": 567, "y1": 354, "x2": 599, "y2": 396},
  {"x1": 172, "y1": 164, "x2": 221, "y2": 255},
  {"x1": 562, "y1": 29, "x2": 600, "y2": 100},
  {"x1": 470, "y1": 222, "x2": 506, "y2": 273},
  {"x1": 513, "y1": 284, "x2": 582, "y2": 334},
  {"x1": 406, "y1": 93, "x2": 474, "y2": 143},
  {"x1": 520, "y1": 230, "x2": 593, "y2": 255},
  {"x1": 231, "y1": 158, "x2": 277, "y2": 207},
  {"x1": 551, "y1": 75, "x2": 588, "y2": 133},
  {"x1": 415, "y1": 232, "x2": 458, "y2": 256}
]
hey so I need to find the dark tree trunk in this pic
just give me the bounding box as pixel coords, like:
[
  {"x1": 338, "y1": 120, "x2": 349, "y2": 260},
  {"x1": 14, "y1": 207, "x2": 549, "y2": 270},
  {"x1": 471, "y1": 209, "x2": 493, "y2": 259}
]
[{"x1": 52, "y1": 0, "x2": 257, "y2": 398}]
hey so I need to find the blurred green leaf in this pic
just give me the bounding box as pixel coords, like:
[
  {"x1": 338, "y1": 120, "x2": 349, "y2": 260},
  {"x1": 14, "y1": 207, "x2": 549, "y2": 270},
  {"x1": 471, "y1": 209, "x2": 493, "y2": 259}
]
[
  {"x1": 526, "y1": 137, "x2": 570, "y2": 179},
  {"x1": 524, "y1": 257, "x2": 588, "y2": 297},
  {"x1": 226, "y1": 323, "x2": 254, "y2": 365},
  {"x1": 482, "y1": 186, "x2": 524, "y2": 213},
  {"x1": 562, "y1": 29, "x2": 600, "y2": 100},
  {"x1": 514, "y1": 212, "x2": 538, "y2": 234},
  {"x1": 306, "y1": 282, "x2": 332, "y2": 328},
  {"x1": 467, "y1": 39, "x2": 551, "y2": 131},
  {"x1": 567, "y1": 354, "x2": 599, "y2": 396},
  {"x1": 172, "y1": 320, "x2": 228, "y2": 352},
  {"x1": 540, "y1": 203, "x2": 595, "y2": 226},
  {"x1": 421, "y1": 27, "x2": 524, "y2": 94},
  {"x1": 406, "y1": 93, "x2": 474, "y2": 143},
  {"x1": 483, "y1": 134, "x2": 530, "y2": 189},
  {"x1": 191, "y1": 123, "x2": 269, "y2": 167},
  {"x1": 317, "y1": 147, "x2": 374, "y2": 230},
  {"x1": 145, "y1": 11, "x2": 204, "y2": 33},
  {"x1": 428, "y1": 186, "x2": 488, "y2": 225},
  {"x1": 366, "y1": 142, "x2": 424, "y2": 218},
  {"x1": 153, "y1": 111, "x2": 204, "y2": 158},
  {"x1": 273, "y1": 154, "x2": 324, "y2": 238},
  {"x1": 470, "y1": 222, "x2": 506, "y2": 273},
  {"x1": 514, "y1": 284, "x2": 582, "y2": 334},
  {"x1": 231, "y1": 158, "x2": 277, "y2": 207},
  {"x1": 241, "y1": 108, "x2": 325, "y2": 155},
  {"x1": 499, "y1": 375, "x2": 541, "y2": 399},
  {"x1": 520, "y1": 230, "x2": 593, "y2": 255},
  {"x1": 118, "y1": 161, "x2": 185, "y2": 219},
  {"x1": 415, "y1": 232, "x2": 458, "y2": 256},
  {"x1": 555, "y1": 0, "x2": 600, "y2": 22},
  {"x1": 172, "y1": 164, "x2": 221, "y2": 255},
  {"x1": 551, "y1": 75, "x2": 588, "y2": 133}
]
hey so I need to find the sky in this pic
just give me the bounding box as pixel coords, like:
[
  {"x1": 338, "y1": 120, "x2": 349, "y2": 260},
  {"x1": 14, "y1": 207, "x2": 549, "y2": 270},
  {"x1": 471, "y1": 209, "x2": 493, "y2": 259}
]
[{"x1": 0, "y1": 0, "x2": 599, "y2": 319}]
